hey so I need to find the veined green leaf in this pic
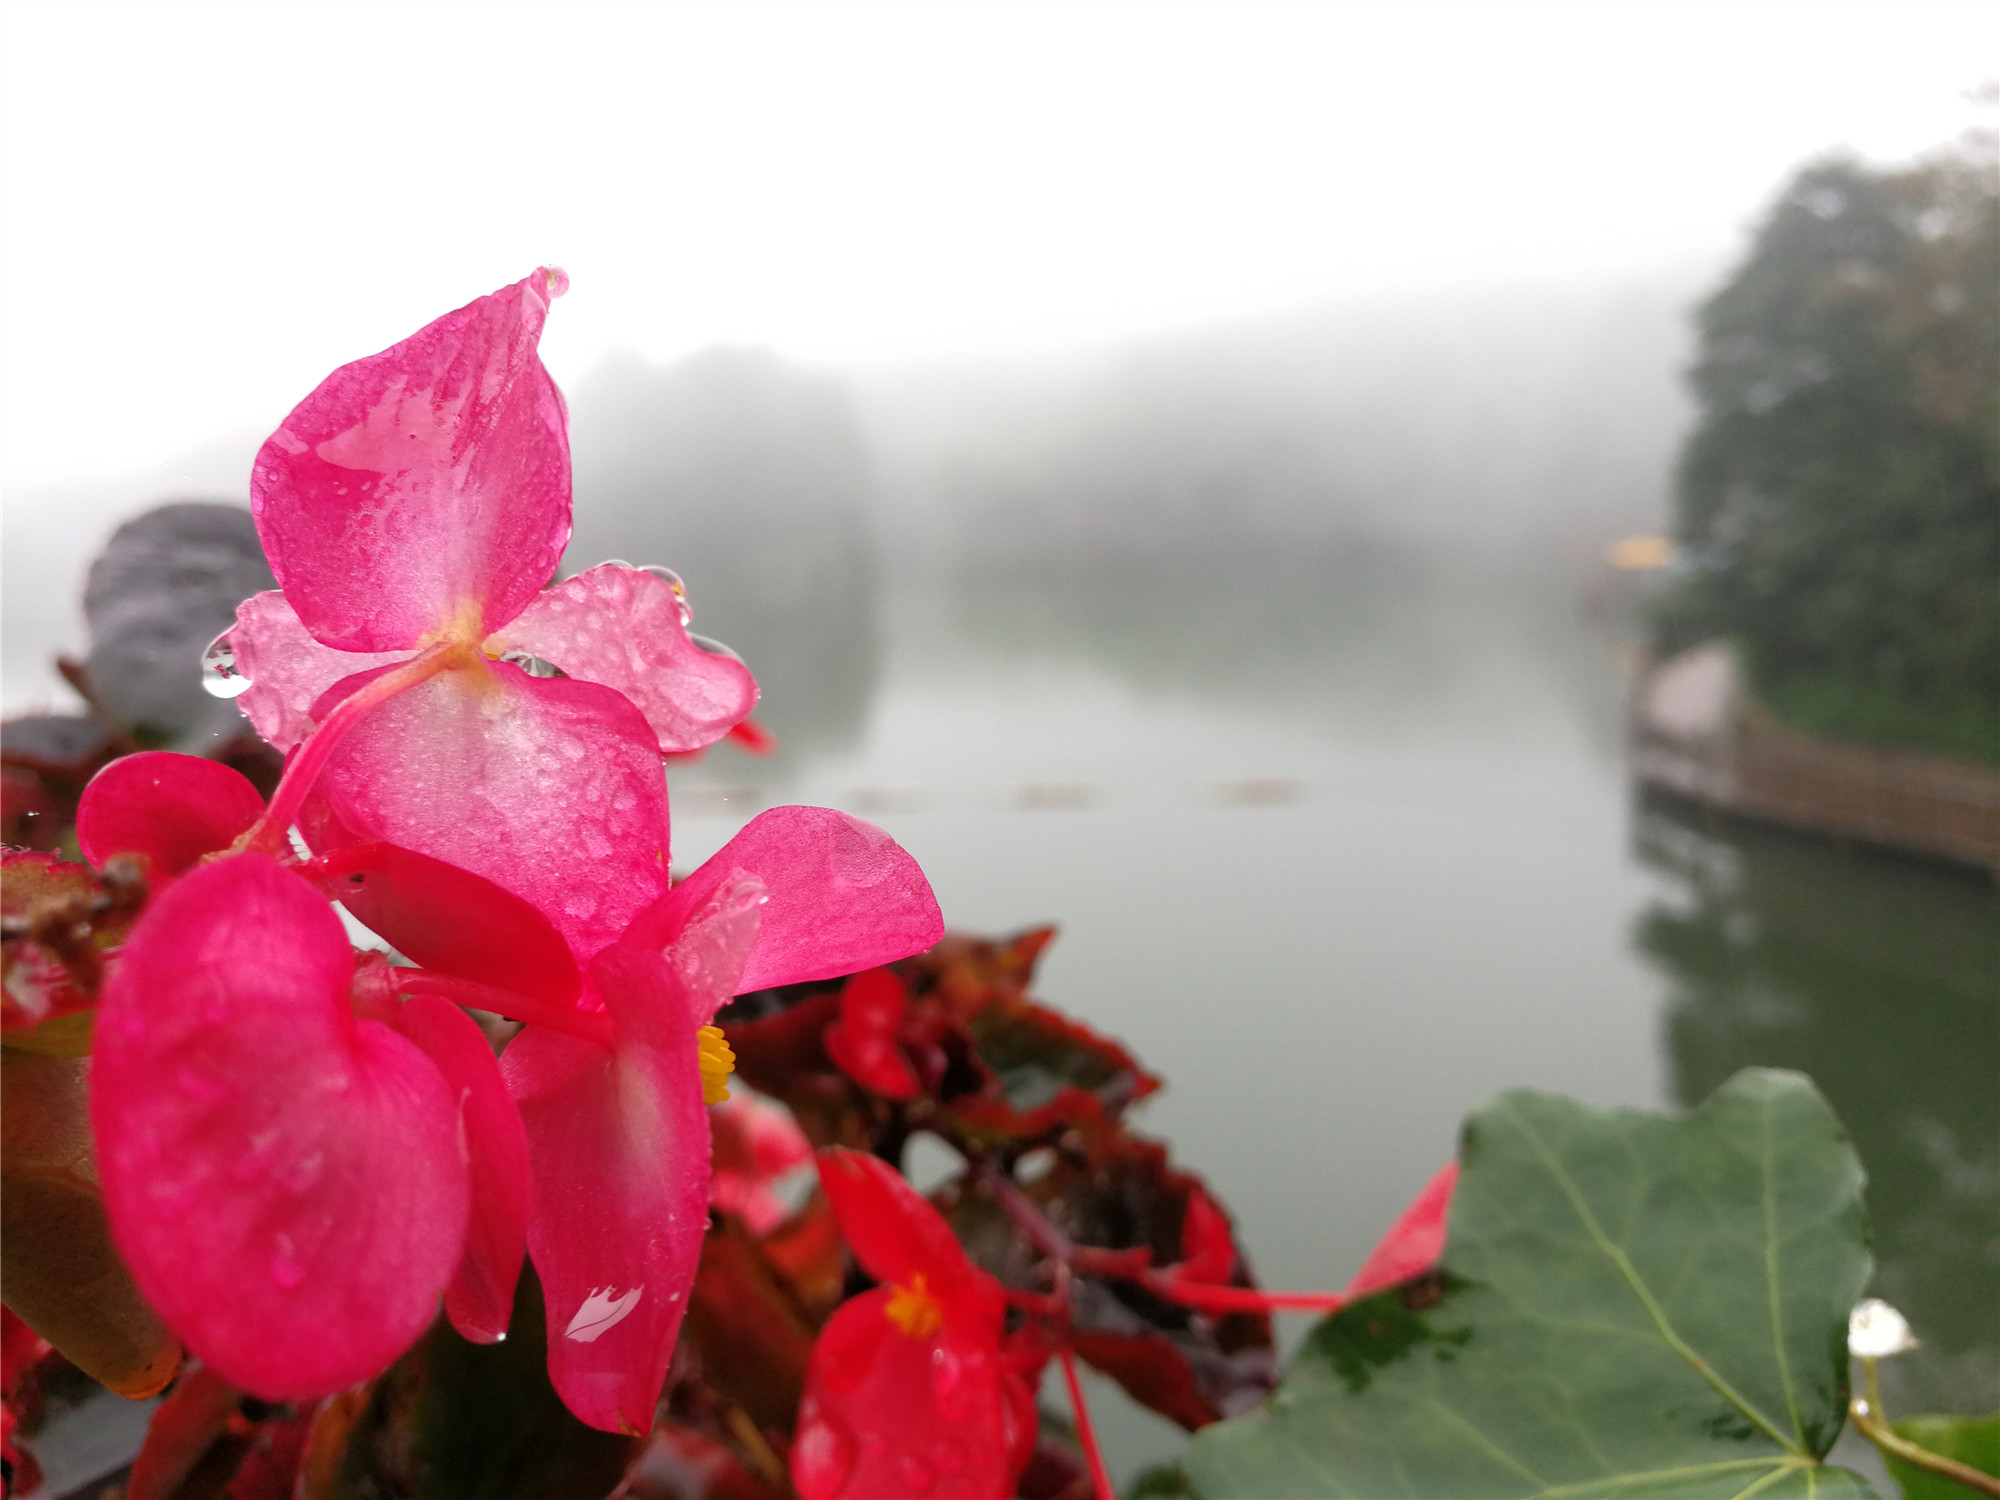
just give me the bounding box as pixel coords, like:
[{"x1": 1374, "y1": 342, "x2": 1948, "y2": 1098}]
[{"x1": 1187, "y1": 1069, "x2": 1876, "y2": 1499}]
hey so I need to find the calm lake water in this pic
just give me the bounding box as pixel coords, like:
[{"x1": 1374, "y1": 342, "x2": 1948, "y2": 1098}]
[{"x1": 666, "y1": 563, "x2": 1999, "y2": 1479}]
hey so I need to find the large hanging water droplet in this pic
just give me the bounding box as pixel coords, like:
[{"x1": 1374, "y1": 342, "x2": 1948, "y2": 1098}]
[
  {"x1": 636, "y1": 565, "x2": 693, "y2": 627},
  {"x1": 499, "y1": 651, "x2": 567, "y2": 679},
  {"x1": 201, "y1": 630, "x2": 254, "y2": 698},
  {"x1": 689, "y1": 633, "x2": 741, "y2": 663},
  {"x1": 541, "y1": 264, "x2": 571, "y2": 299}
]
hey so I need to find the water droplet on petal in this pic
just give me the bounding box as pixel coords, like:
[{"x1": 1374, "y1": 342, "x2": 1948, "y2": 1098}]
[
  {"x1": 542, "y1": 265, "x2": 571, "y2": 299},
  {"x1": 499, "y1": 651, "x2": 567, "y2": 680},
  {"x1": 627, "y1": 565, "x2": 692, "y2": 625},
  {"x1": 791, "y1": 1411, "x2": 856, "y2": 1498},
  {"x1": 689, "y1": 633, "x2": 741, "y2": 663},
  {"x1": 201, "y1": 630, "x2": 254, "y2": 698},
  {"x1": 493, "y1": 1331, "x2": 507, "y2": 1343},
  {"x1": 271, "y1": 1235, "x2": 305, "y2": 1289},
  {"x1": 283, "y1": 1153, "x2": 324, "y2": 1193},
  {"x1": 897, "y1": 1454, "x2": 935, "y2": 1492}
]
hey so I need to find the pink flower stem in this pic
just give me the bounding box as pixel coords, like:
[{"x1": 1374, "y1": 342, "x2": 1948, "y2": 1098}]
[
  {"x1": 242, "y1": 643, "x2": 465, "y2": 856},
  {"x1": 1059, "y1": 1347, "x2": 1116, "y2": 1500},
  {"x1": 386, "y1": 968, "x2": 616, "y2": 1047},
  {"x1": 1139, "y1": 1278, "x2": 1345, "y2": 1315}
]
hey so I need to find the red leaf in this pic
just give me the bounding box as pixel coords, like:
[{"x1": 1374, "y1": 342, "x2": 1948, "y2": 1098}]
[{"x1": 1343, "y1": 1161, "x2": 1457, "y2": 1301}]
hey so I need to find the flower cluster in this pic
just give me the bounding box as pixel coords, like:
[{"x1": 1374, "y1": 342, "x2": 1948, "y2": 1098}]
[{"x1": 62, "y1": 271, "x2": 944, "y2": 1435}]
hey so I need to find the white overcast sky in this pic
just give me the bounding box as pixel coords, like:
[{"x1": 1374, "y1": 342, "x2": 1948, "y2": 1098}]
[{"x1": 0, "y1": 0, "x2": 1992, "y2": 489}]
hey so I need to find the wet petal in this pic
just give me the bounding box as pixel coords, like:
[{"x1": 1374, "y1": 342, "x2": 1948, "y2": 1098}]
[
  {"x1": 487, "y1": 565, "x2": 759, "y2": 754},
  {"x1": 227, "y1": 591, "x2": 405, "y2": 753},
  {"x1": 388, "y1": 991, "x2": 530, "y2": 1345},
  {"x1": 626, "y1": 808, "x2": 941, "y2": 994},
  {"x1": 251, "y1": 271, "x2": 570, "y2": 652},
  {"x1": 666, "y1": 870, "x2": 765, "y2": 1024},
  {"x1": 1343, "y1": 1160, "x2": 1457, "y2": 1301},
  {"x1": 501, "y1": 944, "x2": 710, "y2": 1434},
  {"x1": 76, "y1": 752, "x2": 264, "y2": 885},
  {"x1": 90, "y1": 854, "x2": 469, "y2": 1399},
  {"x1": 306, "y1": 842, "x2": 581, "y2": 1007},
  {"x1": 815, "y1": 1149, "x2": 989, "y2": 1312},
  {"x1": 792, "y1": 1290, "x2": 1016, "y2": 1500},
  {"x1": 300, "y1": 661, "x2": 670, "y2": 965}
]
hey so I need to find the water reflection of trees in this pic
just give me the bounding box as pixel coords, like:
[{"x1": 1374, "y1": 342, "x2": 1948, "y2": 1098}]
[
  {"x1": 1633, "y1": 795, "x2": 2000, "y2": 1414},
  {"x1": 563, "y1": 349, "x2": 881, "y2": 761}
]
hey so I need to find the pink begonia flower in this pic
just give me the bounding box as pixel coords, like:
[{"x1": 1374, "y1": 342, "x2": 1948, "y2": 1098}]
[
  {"x1": 220, "y1": 270, "x2": 757, "y2": 961},
  {"x1": 93, "y1": 751, "x2": 949, "y2": 1431},
  {"x1": 85, "y1": 274, "x2": 945, "y2": 1433},
  {"x1": 89, "y1": 853, "x2": 531, "y2": 1393},
  {"x1": 500, "y1": 805, "x2": 944, "y2": 1434}
]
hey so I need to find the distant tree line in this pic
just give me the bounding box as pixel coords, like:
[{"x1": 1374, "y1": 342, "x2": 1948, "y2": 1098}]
[{"x1": 1655, "y1": 134, "x2": 2000, "y2": 760}]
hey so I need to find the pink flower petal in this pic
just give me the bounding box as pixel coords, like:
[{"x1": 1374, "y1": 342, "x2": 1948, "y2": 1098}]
[
  {"x1": 307, "y1": 842, "x2": 581, "y2": 1007},
  {"x1": 1343, "y1": 1160, "x2": 1458, "y2": 1302},
  {"x1": 227, "y1": 591, "x2": 406, "y2": 753},
  {"x1": 251, "y1": 271, "x2": 571, "y2": 653},
  {"x1": 627, "y1": 808, "x2": 941, "y2": 995},
  {"x1": 815, "y1": 1149, "x2": 990, "y2": 1312},
  {"x1": 300, "y1": 661, "x2": 670, "y2": 965},
  {"x1": 665, "y1": 870, "x2": 766, "y2": 1024},
  {"x1": 487, "y1": 565, "x2": 759, "y2": 754},
  {"x1": 501, "y1": 944, "x2": 710, "y2": 1434},
  {"x1": 387, "y1": 990, "x2": 530, "y2": 1345},
  {"x1": 76, "y1": 752, "x2": 264, "y2": 885},
  {"x1": 90, "y1": 854, "x2": 470, "y2": 1399}
]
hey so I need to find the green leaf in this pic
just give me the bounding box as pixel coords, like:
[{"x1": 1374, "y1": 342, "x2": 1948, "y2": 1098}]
[
  {"x1": 1885, "y1": 1413, "x2": 2000, "y2": 1499},
  {"x1": 1186, "y1": 1068, "x2": 1876, "y2": 1499},
  {"x1": 315, "y1": 1265, "x2": 641, "y2": 1500}
]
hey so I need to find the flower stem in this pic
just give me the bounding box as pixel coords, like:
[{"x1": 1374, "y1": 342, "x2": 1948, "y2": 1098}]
[
  {"x1": 979, "y1": 1155, "x2": 1345, "y2": 1318},
  {"x1": 1850, "y1": 1357, "x2": 2000, "y2": 1498},
  {"x1": 389, "y1": 968, "x2": 616, "y2": 1047},
  {"x1": 242, "y1": 642, "x2": 465, "y2": 856},
  {"x1": 1059, "y1": 1347, "x2": 1116, "y2": 1500},
  {"x1": 1143, "y1": 1279, "x2": 1346, "y2": 1315}
]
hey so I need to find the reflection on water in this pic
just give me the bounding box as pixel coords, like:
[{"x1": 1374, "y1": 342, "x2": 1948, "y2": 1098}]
[{"x1": 1636, "y1": 798, "x2": 2000, "y2": 1415}]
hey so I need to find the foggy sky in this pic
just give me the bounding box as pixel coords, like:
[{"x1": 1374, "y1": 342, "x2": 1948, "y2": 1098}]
[{"x1": 0, "y1": 0, "x2": 1991, "y2": 488}]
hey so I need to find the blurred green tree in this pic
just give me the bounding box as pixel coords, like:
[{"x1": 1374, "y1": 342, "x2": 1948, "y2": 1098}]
[{"x1": 1655, "y1": 133, "x2": 2000, "y2": 759}]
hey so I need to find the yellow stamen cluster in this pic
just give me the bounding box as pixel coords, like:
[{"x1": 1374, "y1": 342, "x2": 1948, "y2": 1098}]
[
  {"x1": 698, "y1": 1025, "x2": 735, "y2": 1105},
  {"x1": 884, "y1": 1274, "x2": 944, "y2": 1339}
]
